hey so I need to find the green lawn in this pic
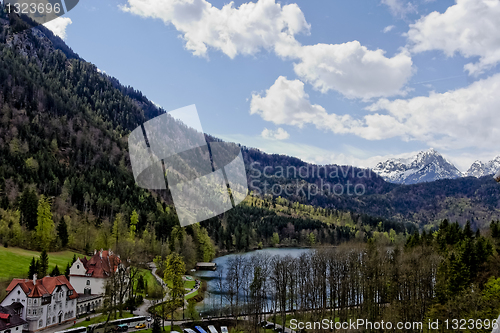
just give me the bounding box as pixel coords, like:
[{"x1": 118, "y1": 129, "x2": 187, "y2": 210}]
[
  {"x1": 165, "y1": 277, "x2": 197, "y2": 290},
  {"x1": 185, "y1": 290, "x2": 198, "y2": 300},
  {"x1": 0, "y1": 247, "x2": 83, "y2": 280},
  {"x1": 136, "y1": 268, "x2": 159, "y2": 297},
  {"x1": 184, "y1": 280, "x2": 196, "y2": 289}
]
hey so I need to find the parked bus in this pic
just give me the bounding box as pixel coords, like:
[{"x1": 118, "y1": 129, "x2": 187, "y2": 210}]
[
  {"x1": 88, "y1": 316, "x2": 147, "y2": 333},
  {"x1": 55, "y1": 327, "x2": 87, "y2": 333}
]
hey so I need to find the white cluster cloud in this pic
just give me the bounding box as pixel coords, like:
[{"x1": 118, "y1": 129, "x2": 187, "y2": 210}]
[
  {"x1": 261, "y1": 128, "x2": 290, "y2": 140},
  {"x1": 381, "y1": 0, "x2": 417, "y2": 17},
  {"x1": 251, "y1": 74, "x2": 500, "y2": 150},
  {"x1": 121, "y1": 0, "x2": 414, "y2": 99},
  {"x1": 366, "y1": 72, "x2": 500, "y2": 149},
  {"x1": 250, "y1": 76, "x2": 358, "y2": 133},
  {"x1": 43, "y1": 17, "x2": 72, "y2": 40},
  {"x1": 120, "y1": 0, "x2": 310, "y2": 59},
  {"x1": 290, "y1": 41, "x2": 413, "y2": 99},
  {"x1": 407, "y1": 0, "x2": 500, "y2": 75}
]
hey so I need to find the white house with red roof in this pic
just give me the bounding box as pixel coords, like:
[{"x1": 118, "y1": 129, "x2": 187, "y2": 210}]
[
  {"x1": 69, "y1": 249, "x2": 120, "y2": 296},
  {"x1": 0, "y1": 275, "x2": 77, "y2": 332},
  {"x1": 69, "y1": 250, "x2": 121, "y2": 316}
]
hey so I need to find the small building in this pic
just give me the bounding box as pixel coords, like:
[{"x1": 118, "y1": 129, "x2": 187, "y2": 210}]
[
  {"x1": 1, "y1": 275, "x2": 77, "y2": 332},
  {"x1": 195, "y1": 262, "x2": 217, "y2": 271},
  {"x1": 0, "y1": 304, "x2": 27, "y2": 333},
  {"x1": 69, "y1": 249, "x2": 120, "y2": 296},
  {"x1": 69, "y1": 249, "x2": 121, "y2": 317}
]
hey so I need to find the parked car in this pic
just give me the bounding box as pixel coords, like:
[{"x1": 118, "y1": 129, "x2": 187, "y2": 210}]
[
  {"x1": 115, "y1": 324, "x2": 129, "y2": 332},
  {"x1": 183, "y1": 329, "x2": 197, "y2": 333},
  {"x1": 207, "y1": 326, "x2": 218, "y2": 333},
  {"x1": 146, "y1": 317, "x2": 152, "y2": 322},
  {"x1": 195, "y1": 327, "x2": 208, "y2": 333},
  {"x1": 220, "y1": 327, "x2": 228, "y2": 333},
  {"x1": 264, "y1": 323, "x2": 275, "y2": 329},
  {"x1": 135, "y1": 323, "x2": 146, "y2": 329}
]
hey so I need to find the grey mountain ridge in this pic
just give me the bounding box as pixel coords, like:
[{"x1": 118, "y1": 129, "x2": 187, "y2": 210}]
[
  {"x1": 374, "y1": 149, "x2": 500, "y2": 184},
  {"x1": 373, "y1": 149, "x2": 463, "y2": 184}
]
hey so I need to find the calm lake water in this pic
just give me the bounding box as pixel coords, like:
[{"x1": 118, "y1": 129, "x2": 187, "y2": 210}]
[{"x1": 193, "y1": 247, "x2": 313, "y2": 314}]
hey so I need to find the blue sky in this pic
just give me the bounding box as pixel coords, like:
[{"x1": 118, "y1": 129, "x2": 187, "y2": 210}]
[{"x1": 43, "y1": 0, "x2": 500, "y2": 172}]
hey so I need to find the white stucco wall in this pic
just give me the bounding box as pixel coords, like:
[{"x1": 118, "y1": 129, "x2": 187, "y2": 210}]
[
  {"x1": 69, "y1": 276, "x2": 106, "y2": 295},
  {"x1": 0, "y1": 285, "x2": 27, "y2": 318}
]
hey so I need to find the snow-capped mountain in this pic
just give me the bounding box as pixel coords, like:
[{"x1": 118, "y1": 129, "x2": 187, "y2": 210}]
[
  {"x1": 465, "y1": 156, "x2": 500, "y2": 177},
  {"x1": 373, "y1": 149, "x2": 463, "y2": 184}
]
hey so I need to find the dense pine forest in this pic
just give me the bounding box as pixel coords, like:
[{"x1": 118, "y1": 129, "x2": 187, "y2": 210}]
[{"x1": 1, "y1": 7, "x2": 500, "y2": 333}]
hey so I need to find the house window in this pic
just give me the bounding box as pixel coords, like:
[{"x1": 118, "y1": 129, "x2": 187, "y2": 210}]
[
  {"x1": 77, "y1": 265, "x2": 80, "y2": 269},
  {"x1": 28, "y1": 309, "x2": 31, "y2": 315},
  {"x1": 34, "y1": 299, "x2": 37, "y2": 305},
  {"x1": 47, "y1": 318, "x2": 50, "y2": 325},
  {"x1": 17, "y1": 290, "x2": 20, "y2": 294},
  {"x1": 86, "y1": 280, "x2": 90, "y2": 285},
  {"x1": 48, "y1": 305, "x2": 51, "y2": 311},
  {"x1": 39, "y1": 320, "x2": 43, "y2": 328}
]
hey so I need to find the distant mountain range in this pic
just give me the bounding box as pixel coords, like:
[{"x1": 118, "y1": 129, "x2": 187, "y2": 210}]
[
  {"x1": 374, "y1": 149, "x2": 500, "y2": 184},
  {"x1": 465, "y1": 156, "x2": 500, "y2": 178}
]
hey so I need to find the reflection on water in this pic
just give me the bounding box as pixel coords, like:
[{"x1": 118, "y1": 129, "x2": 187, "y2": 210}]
[{"x1": 193, "y1": 247, "x2": 312, "y2": 314}]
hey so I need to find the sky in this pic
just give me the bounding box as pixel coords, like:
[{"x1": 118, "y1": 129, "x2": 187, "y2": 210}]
[{"x1": 41, "y1": 0, "x2": 500, "y2": 172}]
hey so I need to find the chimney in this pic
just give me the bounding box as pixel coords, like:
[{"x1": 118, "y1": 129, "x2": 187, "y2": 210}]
[
  {"x1": 100, "y1": 249, "x2": 103, "y2": 259},
  {"x1": 33, "y1": 274, "x2": 37, "y2": 285}
]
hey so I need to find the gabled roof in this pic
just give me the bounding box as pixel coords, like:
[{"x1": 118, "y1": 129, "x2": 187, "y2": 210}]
[
  {"x1": 0, "y1": 306, "x2": 27, "y2": 330},
  {"x1": 6, "y1": 276, "x2": 78, "y2": 299},
  {"x1": 76, "y1": 250, "x2": 120, "y2": 278}
]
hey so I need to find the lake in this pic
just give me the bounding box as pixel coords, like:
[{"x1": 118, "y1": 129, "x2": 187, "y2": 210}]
[{"x1": 193, "y1": 247, "x2": 313, "y2": 314}]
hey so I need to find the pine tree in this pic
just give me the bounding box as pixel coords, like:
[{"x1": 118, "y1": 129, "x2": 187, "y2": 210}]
[
  {"x1": 38, "y1": 249, "x2": 49, "y2": 278},
  {"x1": 56, "y1": 217, "x2": 69, "y2": 248},
  {"x1": 129, "y1": 210, "x2": 139, "y2": 239},
  {"x1": 36, "y1": 195, "x2": 54, "y2": 250},
  {"x1": 19, "y1": 187, "x2": 38, "y2": 230},
  {"x1": 28, "y1": 257, "x2": 37, "y2": 279},
  {"x1": 50, "y1": 265, "x2": 60, "y2": 277},
  {"x1": 65, "y1": 262, "x2": 71, "y2": 279}
]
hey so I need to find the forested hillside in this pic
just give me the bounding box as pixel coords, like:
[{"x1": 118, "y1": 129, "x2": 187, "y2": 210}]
[
  {"x1": 0, "y1": 11, "x2": 402, "y2": 263},
  {"x1": 0, "y1": 8, "x2": 499, "y2": 266}
]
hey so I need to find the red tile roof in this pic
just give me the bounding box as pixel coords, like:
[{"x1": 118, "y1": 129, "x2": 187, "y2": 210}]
[
  {"x1": 78, "y1": 250, "x2": 120, "y2": 278},
  {"x1": 6, "y1": 276, "x2": 77, "y2": 299}
]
